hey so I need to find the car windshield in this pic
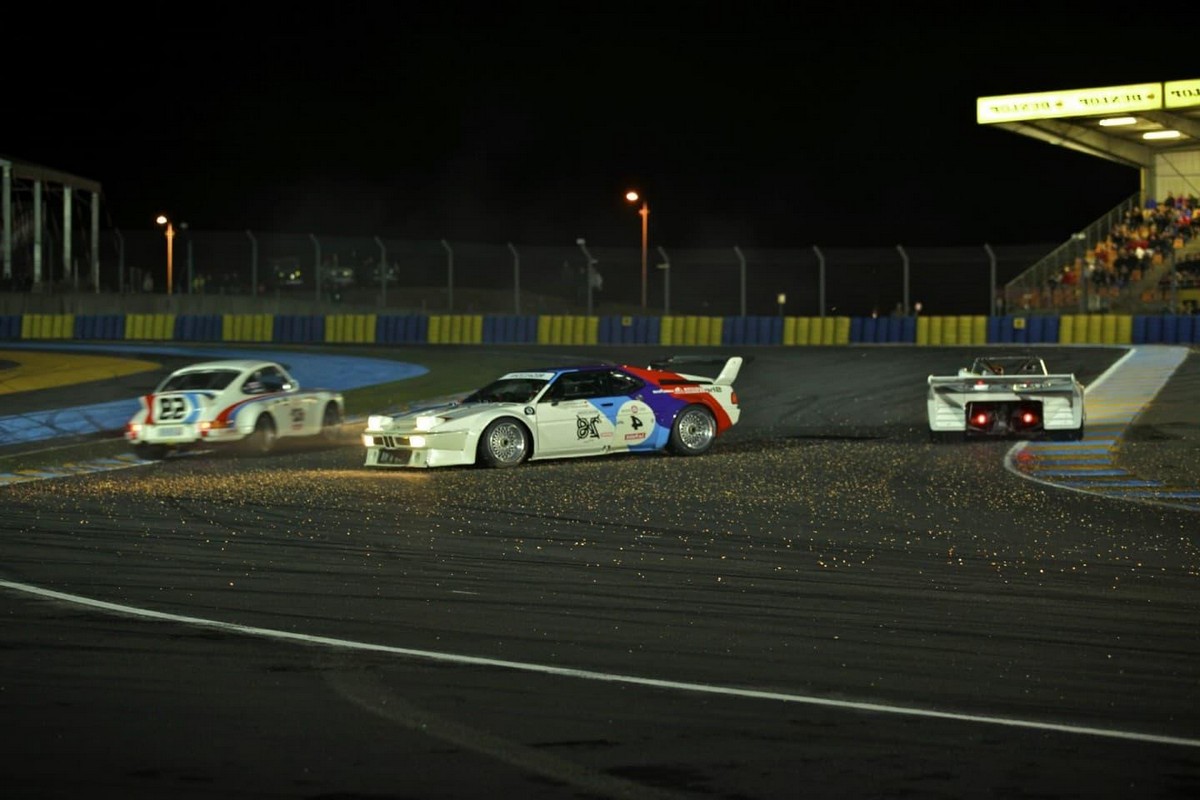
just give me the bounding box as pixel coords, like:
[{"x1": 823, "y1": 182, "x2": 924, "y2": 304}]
[
  {"x1": 158, "y1": 369, "x2": 240, "y2": 392},
  {"x1": 462, "y1": 377, "x2": 548, "y2": 404}
]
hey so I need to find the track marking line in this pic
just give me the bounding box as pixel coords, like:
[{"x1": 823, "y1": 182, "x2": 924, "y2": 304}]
[{"x1": 3, "y1": 577, "x2": 1197, "y2": 750}]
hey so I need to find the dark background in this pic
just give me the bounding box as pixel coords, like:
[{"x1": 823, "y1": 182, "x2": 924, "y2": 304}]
[{"x1": 5, "y1": 3, "x2": 1150, "y2": 249}]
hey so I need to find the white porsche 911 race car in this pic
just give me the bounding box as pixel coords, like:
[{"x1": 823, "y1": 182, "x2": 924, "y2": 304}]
[
  {"x1": 125, "y1": 359, "x2": 345, "y2": 459},
  {"x1": 362, "y1": 355, "x2": 743, "y2": 469},
  {"x1": 927, "y1": 355, "x2": 1085, "y2": 442}
]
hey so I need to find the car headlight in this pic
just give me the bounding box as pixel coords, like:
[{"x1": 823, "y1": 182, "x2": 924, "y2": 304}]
[
  {"x1": 415, "y1": 415, "x2": 443, "y2": 431},
  {"x1": 367, "y1": 415, "x2": 391, "y2": 430}
]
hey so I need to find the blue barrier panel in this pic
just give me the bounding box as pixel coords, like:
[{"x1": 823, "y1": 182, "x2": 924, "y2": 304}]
[
  {"x1": 88, "y1": 313, "x2": 117, "y2": 340},
  {"x1": 483, "y1": 315, "x2": 537, "y2": 344},
  {"x1": 853, "y1": 317, "x2": 870, "y2": 343},
  {"x1": 377, "y1": 314, "x2": 428, "y2": 344},
  {"x1": 901, "y1": 316, "x2": 917, "y2": 342},
  {"x1": 0, "y1": 315, "x2": 19, "y2": 339},
  {"x1": 483, "y1": 316, "x2": 501, "y2": 343},
  {"x1": 1144, "y1": 315, "x2": 1163, "y2": 343},
  {"x1": 761, "y1": 316, "x2": 781, "y2": 344},
  {"x1": 176, "y1": 314, "x2": 221, "y2": 342},
  {"x1": 1033, "y1": 315, "x2": 1053, "y2": 343},
  {"x1": 273, "y1": 315, "x2": 293, "y2": 343},
  {"x1": 273, "y1": 315, "x2": 321, "y2": 343},
  {"x1": 1177, "y1": 314, "x2": 1195, "y2": 344},
  {"x1": 988, "y1": 316, "x2": 1004, "y2": 343},
  {"x1": 1131, "y1": 315, "x2": 1147, "y2": 344},
  {"x1": 875, "y1": 318, "x2": 891, "y2": 343},
  {"x1": 103, "y1": 314, "x2": 123, "y2": 339},
  {"x1": 602, "y1": 315, "x2": 654, "y2": 344},
  {"x1": 725, "y1": 316, "x2": 745, "y2": 345},
  {"x1": 1162, "y1": 314, "x2": 1178, "y2": 344}
]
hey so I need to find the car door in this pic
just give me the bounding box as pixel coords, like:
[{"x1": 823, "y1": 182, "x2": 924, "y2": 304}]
[{"x1": 535, "y1": 370, "x2": 615, "y2": 458}]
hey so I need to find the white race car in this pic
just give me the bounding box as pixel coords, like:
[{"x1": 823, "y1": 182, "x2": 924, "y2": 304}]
[
  {"x1": 927, "y1": 355, "x2": 1085, "y2": 442},
  {"x1": 362, "y1": 356, "x2": 743, "y2": 469},
  {"x1": 125, "y1": 359, "x2": 345, "y2": 459}
]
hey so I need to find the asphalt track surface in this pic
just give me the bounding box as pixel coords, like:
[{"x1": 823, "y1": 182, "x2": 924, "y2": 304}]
[{"x1": 1, "y1": 343, "x2": 1198, "y2": 800}]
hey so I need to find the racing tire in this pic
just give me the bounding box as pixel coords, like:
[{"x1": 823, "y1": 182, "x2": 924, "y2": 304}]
[
  {"x1": 478, "y1": 418, "x2": 529, "y2": 468},
  {"x1": 669, "y1": 405, "x2": 717, "y2": 456},
  {"x1": 133, "y1": 443, "x2": 167, "y2": 460},
  {"x1": 319, "y1": 402, "x2": 343, "y2": 443},
  {"x1": 242, "y1": 414, "x2": 278, "y2": 456}
]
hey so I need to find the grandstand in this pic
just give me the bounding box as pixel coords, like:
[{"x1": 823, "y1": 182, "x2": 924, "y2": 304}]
[{"x1": 979, "y1": 78, "x2": 1200, "y2": 314}]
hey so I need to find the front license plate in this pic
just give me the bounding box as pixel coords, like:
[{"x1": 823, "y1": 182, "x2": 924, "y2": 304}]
[
  {"x1": 377, "y1": 449, "x2": 411, "y2": 465},
  {"x1": 155, "y1": 426, "x2": 184, "y2": 438}
]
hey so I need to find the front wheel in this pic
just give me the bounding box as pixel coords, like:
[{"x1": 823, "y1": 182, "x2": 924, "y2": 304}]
[
  {"x1": 669, "y1": 405, "x2": 717, "y2": 456},
  {"x1": 241, "y1": 415, "x2": 278, "y2": 456},
  {"x1": 478, "y1": 418, "x2": 529, "y2": 468}
]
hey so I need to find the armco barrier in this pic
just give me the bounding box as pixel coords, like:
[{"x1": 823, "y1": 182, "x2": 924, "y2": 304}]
[{"x1": 1, "y1": 311, "x2": 1196, "y2": 346}]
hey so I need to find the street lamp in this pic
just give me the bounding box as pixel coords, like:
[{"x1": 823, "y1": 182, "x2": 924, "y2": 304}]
[
  {"x1": 155, "y1": 215, "x2": 175, "y2": 294},
  {"x1": 624, "y1": 190, "x2": 649, "y2": 309}
]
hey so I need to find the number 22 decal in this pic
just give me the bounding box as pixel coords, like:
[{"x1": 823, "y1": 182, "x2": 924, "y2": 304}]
[{"x1": 157, "y1": 396, "x2": 187, "y2": 421}]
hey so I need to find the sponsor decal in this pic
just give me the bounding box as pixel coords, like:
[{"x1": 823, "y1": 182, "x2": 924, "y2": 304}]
[{"x1": 576, "y1": 414, "x2": 600, "y2": 439}]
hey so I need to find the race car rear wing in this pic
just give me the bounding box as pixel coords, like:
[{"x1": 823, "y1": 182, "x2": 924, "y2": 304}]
[
  {"x1": 927, "y1": 373, "x2": 1082, "y2": 395},
  {"x1": 649, "y1": 355, "x2": 745, "y2": 386}
]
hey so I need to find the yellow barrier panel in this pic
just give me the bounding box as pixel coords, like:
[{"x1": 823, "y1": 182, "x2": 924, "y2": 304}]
[
  {"x1": 223, "y1": 313, "x2": 271, "y2": 342},
  {"x1": 1058, "y1": 314, "x2": 1076, "y2": 344},
  {"x1": 939, "y1": 316, "x2": 957, "y2": 345},
  {"x1": 915, "y1": 315, "x2": 929, "y2": 345},
  {"x1": 537, "y1": 315, "x2": 570, "y2": 345},
  {"x1": 833, "y1": 316, "x2": 851, "y2": 344},
  {"x1": 958, "y1": 315, "x2": 975, "y2": 344},
  {"x1": 439, "y1": 314, "x2": 481, "y2": 345},
  {"x1": 585, "y1": 316, "x2": 599, "y2": 344},
  {"x1": 123, "y1": 313, "x2": 174, "y2": 340},
  {"x1": 1085, "y1": 314, "x2": 1102, "y2": 343},
  {"x1": 930, "y1": 316, "x2": 945, "y2": 346},
  {"x1": 683, "y1": 316, "x2": 698, "y2": 345},
  {"x1": 706, "y1": 317, "x2": 724, "y2": 345},
  {"x1": 1100, "y1": 314, "x2": 1117, "y2": 344},
  {"x1": 795, "y1": 316, "x2": 812, "y2": 345},
  {"x1": 971, "y1": 315, "x2": 988, "y2": 344},
  {"x1": 1116, "y1": 314, "x2": 1132, "y2": 343},
  {"x1": 660, "y1": 316, "x2": 676, "y2": 345},
  {"x1": 21, "y1": 313, "x2": 75, "y2": 340}
]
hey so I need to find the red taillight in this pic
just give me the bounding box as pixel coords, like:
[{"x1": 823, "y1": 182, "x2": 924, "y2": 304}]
[
  {"x1": 972, "y1": 412, "x2": 990, "y2": 427},
  {"x1": 730, "y1": 390, "x2": 739, "y2": 406}
]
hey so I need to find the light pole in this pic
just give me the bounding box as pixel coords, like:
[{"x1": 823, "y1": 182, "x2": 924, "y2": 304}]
[
  {"x1": 155, "y1": 214, "x2": 174, "y2": 294},
  {"x1": 624, "y1": 190, "x2": 649, "y2": 309},
  {"x1": 576, "y1": 238, "x2": 597, "y2": 317}
]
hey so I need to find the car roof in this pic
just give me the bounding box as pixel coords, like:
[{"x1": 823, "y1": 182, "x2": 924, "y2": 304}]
[{"x1": 172, "y1": 359, "x2": 281, "y2": 373}]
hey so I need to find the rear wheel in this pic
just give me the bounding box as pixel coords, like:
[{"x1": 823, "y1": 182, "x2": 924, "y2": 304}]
[
  {"x1": 133, "y1": 443, "x2": 167, "y2": 460},
  {"x1": 478, "y1": 418, "x2": 529, "y2": 468},
  {"x1": 669, "y1": 405, "x2": 716, "y2": 456},
  {"x1": 242, "y1": 415, "x2": 278, "y2": 456},
  {"x1": 319, "y1": 402, "x2": 343, "y2": 443}
]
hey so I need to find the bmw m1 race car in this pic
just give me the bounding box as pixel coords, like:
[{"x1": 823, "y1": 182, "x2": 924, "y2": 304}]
[
  {"x1": 125, "y1": 359, "x2": 345, "y2": 459},
  {"x1": 927, "y1": 355, "x2": 1085, "y2": 442},
  {"x1": 362, "y1": 355, "x2": 743, "y2": 468}
]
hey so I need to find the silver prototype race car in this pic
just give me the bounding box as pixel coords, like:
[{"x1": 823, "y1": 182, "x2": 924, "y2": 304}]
[
  {"x1": 125, "y1": 359, "x2": 345, "y2": 459},
  {"x1": 927, "y1": 355, "x2": 1085, "y2": 442}
]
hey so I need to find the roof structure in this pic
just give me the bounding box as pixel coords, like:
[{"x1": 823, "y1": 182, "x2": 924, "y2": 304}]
[{"x1": 977, "y1": 78, "x2": 1200, "y2": 194}]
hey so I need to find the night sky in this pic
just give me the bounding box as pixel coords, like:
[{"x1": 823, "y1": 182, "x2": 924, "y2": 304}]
[{"x1": 7, "y1": 4, "x2": 1150, "y2": 250}]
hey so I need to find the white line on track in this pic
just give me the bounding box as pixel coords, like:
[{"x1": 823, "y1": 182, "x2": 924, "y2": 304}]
[{"x1": 3, "y1": 577, "x2": 1198, "y2": 750}]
